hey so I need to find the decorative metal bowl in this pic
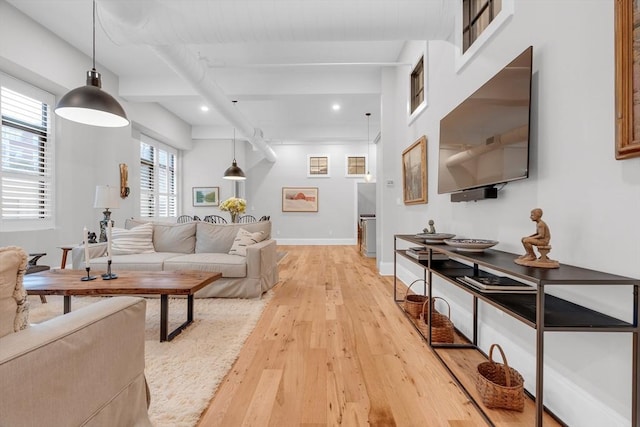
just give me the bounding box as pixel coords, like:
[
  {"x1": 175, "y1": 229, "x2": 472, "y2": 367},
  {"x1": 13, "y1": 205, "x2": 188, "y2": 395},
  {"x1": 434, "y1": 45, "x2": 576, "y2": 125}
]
[
  {"x1": 414, "y1": 233, "x2": 456, "y2": 244},
  {"x1": 443, "y1": 239, "x2": 498, "y2": 252}
]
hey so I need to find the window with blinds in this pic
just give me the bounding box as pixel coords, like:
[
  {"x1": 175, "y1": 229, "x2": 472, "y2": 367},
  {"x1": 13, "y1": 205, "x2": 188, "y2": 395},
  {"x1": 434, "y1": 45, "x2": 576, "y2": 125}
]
[
  {"x1": 140, "y1": 135, "x2": 178, "y2": 218},
  {"x1": 0, "y1": 73, "x2": 55, "y2": 231}
]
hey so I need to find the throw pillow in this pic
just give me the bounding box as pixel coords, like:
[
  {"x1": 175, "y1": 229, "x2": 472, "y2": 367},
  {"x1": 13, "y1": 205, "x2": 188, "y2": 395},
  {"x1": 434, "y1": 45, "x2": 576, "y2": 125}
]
[
  {"x1": 110, "y1": 223, "x2": 155, "y2": 255},
  {"x1": 228, "y1": 228, "x2": 266, "y2": 257}
]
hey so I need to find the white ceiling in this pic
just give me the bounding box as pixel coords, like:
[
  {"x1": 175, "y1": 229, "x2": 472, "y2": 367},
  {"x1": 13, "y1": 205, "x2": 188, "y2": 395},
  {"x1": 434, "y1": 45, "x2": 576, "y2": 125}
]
[{"x1": 8, "y1": 0, "x2": 455, "y2": 146}]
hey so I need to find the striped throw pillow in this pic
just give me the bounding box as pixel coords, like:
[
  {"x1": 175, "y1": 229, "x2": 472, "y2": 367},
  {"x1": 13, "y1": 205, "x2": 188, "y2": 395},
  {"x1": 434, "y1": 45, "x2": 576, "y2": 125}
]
[
  {"x1": 110, "y1": 223, "x2": 155, "y2": 255},
  {"x1": 228, "y1": 228, "x2": 266, "y2": 256}
]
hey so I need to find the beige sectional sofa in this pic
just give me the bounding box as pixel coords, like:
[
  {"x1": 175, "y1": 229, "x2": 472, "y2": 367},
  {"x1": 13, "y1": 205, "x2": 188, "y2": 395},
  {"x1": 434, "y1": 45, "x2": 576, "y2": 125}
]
[
  {"x1": 1, "y1": 246, "x2": 151, "y2": 426},
  {"x1": 71, "y1": 219, "x2": 279, "y2": 298}
]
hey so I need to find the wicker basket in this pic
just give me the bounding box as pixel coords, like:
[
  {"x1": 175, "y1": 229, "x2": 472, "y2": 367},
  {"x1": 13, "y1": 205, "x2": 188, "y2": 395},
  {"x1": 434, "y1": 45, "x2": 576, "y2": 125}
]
[
  {"x1": 403, "y1": 279, "x2": 429, "y2": 319},
  {"x1": 417, "y1": 296, "x2": 454, "y2": 343},
  {"x1": 476, "y1": 344, "x2": 525, "y2": 411}
]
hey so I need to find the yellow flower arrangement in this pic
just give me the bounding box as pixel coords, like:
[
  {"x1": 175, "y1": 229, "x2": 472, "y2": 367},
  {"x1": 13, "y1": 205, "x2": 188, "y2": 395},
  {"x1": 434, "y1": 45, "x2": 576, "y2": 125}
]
[{"x1": 219, "y1": 197, "x2": 247, "y2": 215}]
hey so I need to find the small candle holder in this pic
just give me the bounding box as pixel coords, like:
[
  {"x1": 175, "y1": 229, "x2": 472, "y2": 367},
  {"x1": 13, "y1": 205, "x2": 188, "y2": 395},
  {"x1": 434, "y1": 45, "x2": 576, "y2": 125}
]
[
  {"x1": 101, "y1": 260, "x2": 118, "y2": 280},
  {"x1": 81, "y1": 266, "x2": 97, "y2": 281}
]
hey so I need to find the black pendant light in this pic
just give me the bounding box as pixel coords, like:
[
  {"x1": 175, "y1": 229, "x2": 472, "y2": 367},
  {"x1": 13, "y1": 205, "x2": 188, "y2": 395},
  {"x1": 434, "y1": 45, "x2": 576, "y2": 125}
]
[
  {"x1": 55, "y1": 1, "x2": 129, "y2": 127},
  {"x1": 223, "y1": 104, "x2": 246, "y2": 180}
]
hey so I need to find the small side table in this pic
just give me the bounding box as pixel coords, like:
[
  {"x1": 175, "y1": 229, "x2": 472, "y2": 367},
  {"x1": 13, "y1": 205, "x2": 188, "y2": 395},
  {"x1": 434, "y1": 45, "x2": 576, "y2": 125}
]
[{"x1": 58, "y1": 245, "x2": 75, "y2": 269}]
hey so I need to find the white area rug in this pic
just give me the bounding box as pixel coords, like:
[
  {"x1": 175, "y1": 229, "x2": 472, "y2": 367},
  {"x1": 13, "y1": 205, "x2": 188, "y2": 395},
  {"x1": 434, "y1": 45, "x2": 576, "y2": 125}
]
[{"x1": 28, "y1": 294, "x2": 270, "y2": 426}]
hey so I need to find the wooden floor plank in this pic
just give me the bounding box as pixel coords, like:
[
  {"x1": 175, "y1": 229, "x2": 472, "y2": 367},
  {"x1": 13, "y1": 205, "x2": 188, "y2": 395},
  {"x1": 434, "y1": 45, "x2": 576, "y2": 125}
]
[{"x1": 199, "y1": 246, "x2": 494, "y2": 426}]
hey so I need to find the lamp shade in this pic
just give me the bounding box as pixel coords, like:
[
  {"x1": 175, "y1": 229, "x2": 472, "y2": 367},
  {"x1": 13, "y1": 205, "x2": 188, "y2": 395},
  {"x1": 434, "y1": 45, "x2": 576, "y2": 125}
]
[
  {"x1": 94, "y1": 185, "x2": 120, "y2": 209},
  {"x1": 55, "y1": 70, "x2": 129, "y2": 128},
  {"x1": 223, "y1": 160, "x2": 247, "y2": 181}
]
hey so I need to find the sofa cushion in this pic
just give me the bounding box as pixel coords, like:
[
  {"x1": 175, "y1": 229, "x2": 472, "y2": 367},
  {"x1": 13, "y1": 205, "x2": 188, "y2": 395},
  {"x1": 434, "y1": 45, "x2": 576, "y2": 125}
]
[
  {"x1": 151, "y1": 223, "x2": 196, "y2": 253},
  {"x1": 0, "y1": 246, "x2": 29, "y2": 338},
  {"x1": 111, "y1": 223, "x2": 155, "y2": 255},
  {"x1": 196, "y1": 221, "x2": 271, "y2": 254},
  {"x1": 126, "y1": 219, "x2": 196, "y2": 254},
  {"x1": 91, "y1": 252, "x2": 181, "y2": 271},
  {"x1": 228, "y1": 228, "x2": 267, "y2": 256},
  {"x1": 163, "y1": 253, "x2": 247, "y2": 278}
]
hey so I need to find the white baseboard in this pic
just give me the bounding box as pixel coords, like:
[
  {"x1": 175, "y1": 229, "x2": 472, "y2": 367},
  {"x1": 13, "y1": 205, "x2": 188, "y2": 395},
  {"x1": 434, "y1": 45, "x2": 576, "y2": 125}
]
[{"x1": 275, "y1": 238, "x2": 356, "y2": 245}]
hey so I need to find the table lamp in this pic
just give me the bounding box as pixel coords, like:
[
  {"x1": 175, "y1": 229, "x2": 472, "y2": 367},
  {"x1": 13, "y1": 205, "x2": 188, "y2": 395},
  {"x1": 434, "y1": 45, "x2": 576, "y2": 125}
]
[{"x1": 94, "y1": 185, "x2": 120, "y2": 242}]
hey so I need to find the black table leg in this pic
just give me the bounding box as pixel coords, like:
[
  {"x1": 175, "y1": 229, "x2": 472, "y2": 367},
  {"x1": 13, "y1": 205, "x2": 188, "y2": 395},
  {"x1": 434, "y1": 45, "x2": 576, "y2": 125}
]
[
  {"x1": 160, "y1": 294, "x2": 169, "y2": 342},
  {"x1": 160, "y1": 294, "x2": 196, "y2": 343},
  {"x1": 63, "y1": 296, "x2": 71, "y2": 314}
]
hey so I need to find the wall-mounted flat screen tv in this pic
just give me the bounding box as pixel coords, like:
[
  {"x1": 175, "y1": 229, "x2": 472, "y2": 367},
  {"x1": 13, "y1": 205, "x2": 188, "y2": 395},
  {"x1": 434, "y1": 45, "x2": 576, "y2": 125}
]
[{"x1": 437, "y1": 46, "x2": 533, "y2": 197}]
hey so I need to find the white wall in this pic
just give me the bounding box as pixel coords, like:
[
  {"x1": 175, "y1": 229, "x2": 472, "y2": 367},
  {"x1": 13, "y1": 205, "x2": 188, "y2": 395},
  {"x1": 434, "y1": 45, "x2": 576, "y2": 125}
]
[
  {"x1": 0, "y1": 1, "x2": 190, "y2": 266},
  {"x1": 183, "y1": 139, "x2": 377, "y2": 243},
  {"x1": 379, "y1": 1, "x2": 640, "y2": 425}
]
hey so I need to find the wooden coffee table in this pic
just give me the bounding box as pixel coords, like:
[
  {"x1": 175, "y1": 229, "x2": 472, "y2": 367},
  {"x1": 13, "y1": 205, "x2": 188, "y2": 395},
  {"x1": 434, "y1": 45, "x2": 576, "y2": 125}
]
[{"x1": 24, "y1": 269, "x2": 222, "y2": 342}]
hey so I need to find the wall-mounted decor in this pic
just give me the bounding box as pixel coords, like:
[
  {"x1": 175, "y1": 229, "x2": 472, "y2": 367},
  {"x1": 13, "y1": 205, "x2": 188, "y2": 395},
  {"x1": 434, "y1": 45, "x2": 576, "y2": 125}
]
[
  {"x1": 119, "y1": 163, "x2": 130, "y2": 198},
  {"x1": 615, "y1": 0, "x2": 640, "y2": 160},
  {"x1": 192, "y1": 187, "x2": 219, "y2": 207},
  {"x1": 282, "y1": 187, "x2": 318, "y2": 212},
  {"x1": 402, "y1": 136, "x2": 427, "y2": 205},
  {"x1": 307, "y1": 155, "x2": 330, "y2": 177},
  {"x1": 345, "y1": 155, "x2": 367, "y2": 177}
]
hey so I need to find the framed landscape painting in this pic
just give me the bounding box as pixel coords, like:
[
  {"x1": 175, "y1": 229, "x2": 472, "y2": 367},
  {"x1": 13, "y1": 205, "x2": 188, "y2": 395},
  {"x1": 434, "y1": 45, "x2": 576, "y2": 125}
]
[
  {"x1": 192, "y1": 187, "x2": 219, "y2": 207},
  {"x1": 402, "y1": 136, "x2": 427, "y2": 205},
  {"x1": 615, "y1": 0, "x2": 640, "y2": 159},
  {"x1": 282, "y1": 187, "x2": 318, "y2": 212}
]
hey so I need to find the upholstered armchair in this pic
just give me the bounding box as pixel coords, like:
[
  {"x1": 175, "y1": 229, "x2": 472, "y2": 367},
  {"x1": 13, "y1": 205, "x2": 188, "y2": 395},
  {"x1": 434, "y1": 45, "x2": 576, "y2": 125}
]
[
  {"x1": 0, "y1": 246, "x2": 29, "y2": 338},
  {"x1": 0, "y1": 246, "x2": 152, "y2": 426}
]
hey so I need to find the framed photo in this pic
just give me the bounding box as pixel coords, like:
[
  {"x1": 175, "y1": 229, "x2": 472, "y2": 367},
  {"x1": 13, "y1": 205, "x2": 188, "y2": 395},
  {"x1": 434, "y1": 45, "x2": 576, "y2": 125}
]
[
  {"x1": 307, "y1": 155, "x2": 330, "y2": 177},
  {"x1": 615, "y1": 0, "x2": 640, "y2": 160},
  {"x1": 345, "y1": 154, "x2": 367, "y2": 177},
  {"x1": 402, "y1": 136, "x2": 427, "y2": 205},
  {"x1": 192, "y1": 187, "x2": 219, "y2": 207},
  {"x1": 282, "y1": 187, "x2": 318, "y2": 212}
]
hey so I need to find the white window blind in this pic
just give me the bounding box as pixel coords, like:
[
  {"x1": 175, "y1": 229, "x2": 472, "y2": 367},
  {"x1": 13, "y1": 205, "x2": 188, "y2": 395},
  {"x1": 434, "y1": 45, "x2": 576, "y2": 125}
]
[
  {"x1": 0, "y1": 73, "x2": 55, "y2": 231},
  {"x1": 140, "y1": 134, "x2": 177, "y2": 218}
]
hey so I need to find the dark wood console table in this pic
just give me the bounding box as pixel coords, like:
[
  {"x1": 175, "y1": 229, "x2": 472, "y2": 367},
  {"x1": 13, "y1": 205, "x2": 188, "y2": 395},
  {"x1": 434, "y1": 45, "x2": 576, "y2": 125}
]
[{"x1": 394, "y1": 234, "x2": 639, "y2": 427}]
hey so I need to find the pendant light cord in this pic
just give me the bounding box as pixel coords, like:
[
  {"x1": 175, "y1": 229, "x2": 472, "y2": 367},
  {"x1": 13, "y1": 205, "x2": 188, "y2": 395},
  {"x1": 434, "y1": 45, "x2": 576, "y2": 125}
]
[
  {"x1": 366, "y1": 112, "x2": 371, "y2": 173},
  {"x1": 92, "y1": 0, "x2": 96, "y2": 71},
  {"x1": 232, "y1": 100, "x2": 238, "y2": 161}
]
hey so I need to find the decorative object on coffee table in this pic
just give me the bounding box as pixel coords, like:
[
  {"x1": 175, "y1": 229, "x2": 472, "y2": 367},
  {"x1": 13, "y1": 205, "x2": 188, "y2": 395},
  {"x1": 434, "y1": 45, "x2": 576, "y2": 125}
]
[
  {"x1": 94, "y1": 185, "x2": 119, "y2": 242},
  {"x1": 514, "y1": 208, "x2": 559, "y2": 268}
]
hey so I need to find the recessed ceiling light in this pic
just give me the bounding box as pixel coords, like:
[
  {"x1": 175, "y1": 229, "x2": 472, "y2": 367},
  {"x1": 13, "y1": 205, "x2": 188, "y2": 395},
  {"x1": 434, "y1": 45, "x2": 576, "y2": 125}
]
[
  {"x1": 332, "y1": 104, "x2": 341, "y2": 111},
  {"x1": 200, "y1": 105, "x2": 209, "y2": 112}
]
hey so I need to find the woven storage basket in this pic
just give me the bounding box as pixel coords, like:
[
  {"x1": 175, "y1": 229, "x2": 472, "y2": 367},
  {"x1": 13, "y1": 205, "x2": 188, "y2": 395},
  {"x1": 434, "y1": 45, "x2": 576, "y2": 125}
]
[
  {"x1": 403, "y1": 279, "x2": 429, "y2": 319},
  {"x1": 476, "y1": 344, "x2": 525, "y2": 411},
  {"x1": 417, "y1": 296, "x2": 454, "y2": 343}
]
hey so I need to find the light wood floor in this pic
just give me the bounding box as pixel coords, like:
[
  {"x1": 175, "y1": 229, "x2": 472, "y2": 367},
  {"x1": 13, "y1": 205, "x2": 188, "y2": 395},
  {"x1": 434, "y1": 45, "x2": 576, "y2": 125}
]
[{"x1": 198, "y1": 245, "x2": 489, "y2": 426}]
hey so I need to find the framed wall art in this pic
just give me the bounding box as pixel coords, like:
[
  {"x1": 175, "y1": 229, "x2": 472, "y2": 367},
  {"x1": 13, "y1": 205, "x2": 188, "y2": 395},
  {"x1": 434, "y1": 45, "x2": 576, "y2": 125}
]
[
  {"x1": 192, "y1": 187, "x2": 220, "y2": 207},
  {"x1": 345, "y1": 154, "x2": 367, "y2": 177},
  {"x1": 615, "y1": 0, "x2": 640, "y2": 160},
  {"x1": 402, "y1": 136, "x2": 427, "y2": 205},
  {"x1": 282, "y1": 187, "x2": 318, "y2": 212},
  {"x1": 307, "y1": 155, "x2": 330, "y2": 177}
]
